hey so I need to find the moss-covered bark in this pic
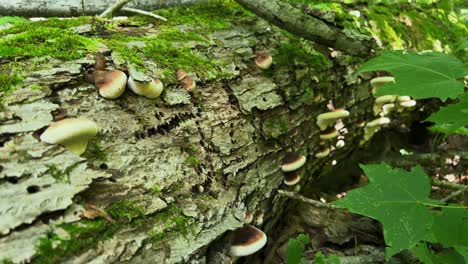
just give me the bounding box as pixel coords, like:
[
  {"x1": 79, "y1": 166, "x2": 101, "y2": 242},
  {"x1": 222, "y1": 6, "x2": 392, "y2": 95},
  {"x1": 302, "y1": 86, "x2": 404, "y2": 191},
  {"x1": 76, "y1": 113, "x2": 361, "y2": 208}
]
[{"x1": 0, "y1": 1, "x2": 466, "y2": 263}]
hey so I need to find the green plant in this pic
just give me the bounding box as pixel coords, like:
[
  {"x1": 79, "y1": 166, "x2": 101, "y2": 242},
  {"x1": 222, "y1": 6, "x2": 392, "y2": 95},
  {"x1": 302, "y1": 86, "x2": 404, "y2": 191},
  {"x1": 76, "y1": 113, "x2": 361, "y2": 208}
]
[
  {"x1": 286, "y1": 234, "x2": 310, "y2": 264},
  {"x1": 359, "y1": 50, "x2": 468, "y2": 135},
  {"x1": 332, "y1": 163, "x2": 467, "y2": 262}
]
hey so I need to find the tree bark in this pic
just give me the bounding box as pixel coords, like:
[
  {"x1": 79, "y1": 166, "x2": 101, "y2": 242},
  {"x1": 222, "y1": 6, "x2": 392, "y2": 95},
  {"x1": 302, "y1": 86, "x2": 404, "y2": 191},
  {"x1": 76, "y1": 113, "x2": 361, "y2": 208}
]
[{"x1": 0, "y1": 2, "x2": 463, "y2": 264}]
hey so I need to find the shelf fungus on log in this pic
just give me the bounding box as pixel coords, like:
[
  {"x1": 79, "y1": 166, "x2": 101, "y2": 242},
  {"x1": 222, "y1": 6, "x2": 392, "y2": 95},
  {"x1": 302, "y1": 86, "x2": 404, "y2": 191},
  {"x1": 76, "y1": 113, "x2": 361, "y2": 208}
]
[
  {"x1": 281, "y1": 152, "x2": 306, "y2": 172},
  {"x1": 316, "y1": 109, "x2": 350, "y2": 131},
  {"x1": 40, "y1": 118, "x2": 99, "y2": 155},
  {"x1": 230, "y1": 225, "x2": 267, "y2": 257}
]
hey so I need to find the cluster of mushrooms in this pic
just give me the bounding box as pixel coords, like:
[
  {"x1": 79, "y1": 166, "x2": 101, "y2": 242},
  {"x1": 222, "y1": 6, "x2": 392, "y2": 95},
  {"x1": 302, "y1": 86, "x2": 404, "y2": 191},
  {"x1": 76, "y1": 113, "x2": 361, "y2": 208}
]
[
  {"x1": 37, "y1": 49, "x2": 420, "y2": 260},
  {"x1": 363, "y1": 76, "x2": 417, "y2": 142},
  {"x1": 39, "y1": 54, "x2": 200, "y2": 155}
]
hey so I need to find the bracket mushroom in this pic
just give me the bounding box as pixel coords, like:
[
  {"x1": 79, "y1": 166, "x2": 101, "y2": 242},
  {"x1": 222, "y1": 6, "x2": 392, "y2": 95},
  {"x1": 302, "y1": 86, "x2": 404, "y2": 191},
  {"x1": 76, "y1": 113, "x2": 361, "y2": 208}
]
[
  {"x1": 281, "y1": 152, "x2": 306, "y2": 172},
  {"x1": 40, "y1": 118, "x2": 99, "y2": 155},
  {"x1": 316, "y1": 109, "x2": 350, "y2": 131},
  {"x1": 230, "y1": 225, "x2": 267, "y2": 257}
]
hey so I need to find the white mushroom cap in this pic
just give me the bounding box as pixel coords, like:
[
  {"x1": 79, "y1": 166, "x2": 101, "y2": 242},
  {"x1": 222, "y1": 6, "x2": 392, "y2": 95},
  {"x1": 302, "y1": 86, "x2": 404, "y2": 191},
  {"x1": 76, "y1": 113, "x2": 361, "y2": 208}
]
[
  {"x1": 230, "y1": 225, "x2": 267, "y2": 257},
  {"x1": 381, "y1": 103, "x2": 395, "y2": 116},
  {"x1": 397, "y1": 96, "x2": 412, "y2": 102},
  {"x1": 40, "y1": 118, "x2": 98, "y2": 155},
  {"x1": 370, "y1": 76, "x2": 395, "y2": 94},
  {"x1": 281, "y1": 152, "x2": 307, "y2": 172},
  {"x1": 400, "y1": 100, "x2": 416, "y2": 108},
  {"x1": 127, "y1": 77, "x2": 164, "y2": 99},
  {"x1": 375, "y1": 95, "x2": 397, "y2": 104},
  {"x1": 94, "y1": 70, "x2": 127, "y2": 99},
  {"x1": 336, "y1": 139, "x2": 345, "y2": 149},
  {"x1": 366, "y1": 117, "x2": 391, "y2": 127},
  {"x1": 316, "y1": 109, "x2": 350, "y2": 130},
  {"x1": 255, "y1": 52, "x2": 273, "y2": 70}
]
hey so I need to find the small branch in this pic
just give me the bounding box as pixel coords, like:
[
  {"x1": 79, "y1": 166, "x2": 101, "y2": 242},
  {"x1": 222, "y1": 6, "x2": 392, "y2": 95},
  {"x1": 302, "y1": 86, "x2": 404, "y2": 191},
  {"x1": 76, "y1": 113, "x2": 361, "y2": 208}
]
[
  {"x1": 277, "y1": 190, "x2": 338, "y2": 209},
  {"x1": 441, "y1": 185, "x2": 468, "y2": 203},
  {"x1": 121, "y1": 7, "x2": 168, "y2": 21},
  {"x1": 432, "y1": 179, "x2": 467, "y2": 190},
  {"x1": 100, "y1": 0, "x2": 133, "y2": 18},
  {"x1": 234, "y1": 0, "x2": 374, "y2": 57}
]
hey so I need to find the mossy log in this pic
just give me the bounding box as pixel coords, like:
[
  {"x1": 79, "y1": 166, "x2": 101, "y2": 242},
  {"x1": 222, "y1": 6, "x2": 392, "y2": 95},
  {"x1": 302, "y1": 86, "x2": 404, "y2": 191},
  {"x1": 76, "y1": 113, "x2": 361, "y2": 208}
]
[{"x1": 0, "y1": 2, "x2": 466, "y2": 263}]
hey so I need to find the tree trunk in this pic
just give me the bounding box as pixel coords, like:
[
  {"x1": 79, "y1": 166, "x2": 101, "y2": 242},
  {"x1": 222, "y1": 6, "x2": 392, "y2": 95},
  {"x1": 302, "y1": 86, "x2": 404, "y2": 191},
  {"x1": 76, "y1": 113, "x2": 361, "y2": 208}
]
[
  {"x1": 0, "y1": 0, "x2": 208, "y2": 17},
  {"x1": 0, "y1": 2, "x2": 464, "y2": 264}
]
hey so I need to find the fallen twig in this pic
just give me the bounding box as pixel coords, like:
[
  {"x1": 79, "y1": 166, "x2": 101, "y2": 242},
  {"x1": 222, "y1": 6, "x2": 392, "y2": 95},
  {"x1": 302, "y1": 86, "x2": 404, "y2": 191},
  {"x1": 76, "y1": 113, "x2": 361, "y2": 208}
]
[
  {"x1": 441, "y1": 185, "x2": 468, "y2": 203},
  {"x1": 277, "y1": 190, "x2": 338, "y2": 209},
  {"x1": 100, "y1": 0, "x2": 133, "y2": 18},
  {"x1": 121, "y1": 7, "x2": 168, "y2": 21}
]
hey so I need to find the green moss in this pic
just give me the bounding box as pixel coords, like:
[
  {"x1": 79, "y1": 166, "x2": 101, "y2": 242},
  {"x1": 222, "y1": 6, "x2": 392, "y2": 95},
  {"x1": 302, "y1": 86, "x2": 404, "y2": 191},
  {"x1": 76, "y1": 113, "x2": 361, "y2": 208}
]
[
  {"x1": 366, "y1": 4, "x2": 467, "y2": 51},
  {"x1": 83, "y1": 140, "x2": 108, "y2": 161},
  {"x1": 1, "y1": 17, "x2": 93, "y2": 34},
  {"x1": 107, "y1": 200, "x2": 146, "y2": 223},
  {"x1": 149, "y1": 205, "x2": 195, "y2": 243},
  {"x1": 0, "y1": 26, "x2": 98, "y2": 60},
  {"x1": 149, "y1": 185, "x2": 161, "y2": 195},
  {"x1": 45, "y1": 163, "x2": 80, "y2": 183},
  {"x1": 34, "y1": 199, "x2": 148, "y2": 263},
  {"x1": 29, "y1": 84, "x2": 42, "y2": 90},
  {"x1": 0, "y1": 66, "x2": 22, "y2": 107},
  {"x1": 275, "y1": 37, "x2": 332, "y2": 69},
  {"x1": 185, "y1": 155, "x2": 201, "y2": 167},
  {"x1": 0, "y1": 16, "x2": 28, "y2": 26},
  {"x1": 35, "y1": 219, "x2": 118, "y2": 264},
  {"x1": 263, "y1": 117, "x2": 290, "y2": 138},
  {"x1": 153, "y1": 1, "x2": 250, "y2": 32}
]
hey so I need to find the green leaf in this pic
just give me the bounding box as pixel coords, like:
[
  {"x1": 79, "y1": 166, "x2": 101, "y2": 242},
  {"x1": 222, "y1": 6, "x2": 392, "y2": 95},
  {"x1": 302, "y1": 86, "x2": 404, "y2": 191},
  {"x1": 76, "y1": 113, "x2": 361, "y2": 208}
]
[
  {"x1": 287, "y1": 234, "x2": 309, "y2": 264},
  {"x1": 332, "y1": 163, "x2": 441, "y2": 259},
  {"x1": 412, "y1": 243, "x2": 466, "y2": 264},
  {"x1": 359, "y1": 51, "x2": 466, "y2": 101},
  {"x1": 296, "y1": 233, "x2": 310, "y2": 245},
  {"x1": 314, "y1": 251, "x2": 340, "y2": 264},
  {"x1": 432, "y1": 206, "x2": 468, "y2": 248},
  {"x1": 454, "y1": 246, "x2": 468, "y2": 262},
  {"x1": 426, "y1": 92, "x2": 468, "y2": 135}
]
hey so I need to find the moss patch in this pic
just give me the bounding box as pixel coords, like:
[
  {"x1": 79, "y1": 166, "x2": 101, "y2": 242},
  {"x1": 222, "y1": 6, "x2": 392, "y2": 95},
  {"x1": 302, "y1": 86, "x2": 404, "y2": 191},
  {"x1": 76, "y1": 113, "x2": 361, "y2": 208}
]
[
  {"x1": 148, "y1": 205, "x2": 196, "y2": 243},
  {"x1": 34, "y1": 202, "x2": 194, "y2": 263},
  {"x1": 0, "y1": 65, "x2": 22, "y2": 107},
  {"x1": 0, "y1": 26, "x2": 99, "y2": 60},
  {"x1": 0, "y1": 16, "x2": 28, "y2": 26}
]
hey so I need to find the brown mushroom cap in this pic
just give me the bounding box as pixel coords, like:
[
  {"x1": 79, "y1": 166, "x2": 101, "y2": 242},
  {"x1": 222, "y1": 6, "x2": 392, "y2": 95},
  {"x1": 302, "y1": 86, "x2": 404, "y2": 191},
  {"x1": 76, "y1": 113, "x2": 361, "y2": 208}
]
[
  {"x1": 94, "y1": 70, "x2": 127, "y2": 99},
  {"x1": 320, "y1": 127, "x2": 339, "y2": 140},
  {"x1": 315, "y1": 145, "x2": 330, "y2": 158},
  {"x1": 284, "y1": 171, "x2": 300, "y2": 186},
  {"x1": 281, "y1": 152, "x2": 306, "y2": 172},
  {"x1": 180, "y1": 76, "x2": 196, "y2": 91},
  {"x1": 230, "y1": 225, "x2": 267, "y2": 257},
  {"x1": 176, "y1": 69, "x2": 187, "y2": 81}
]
